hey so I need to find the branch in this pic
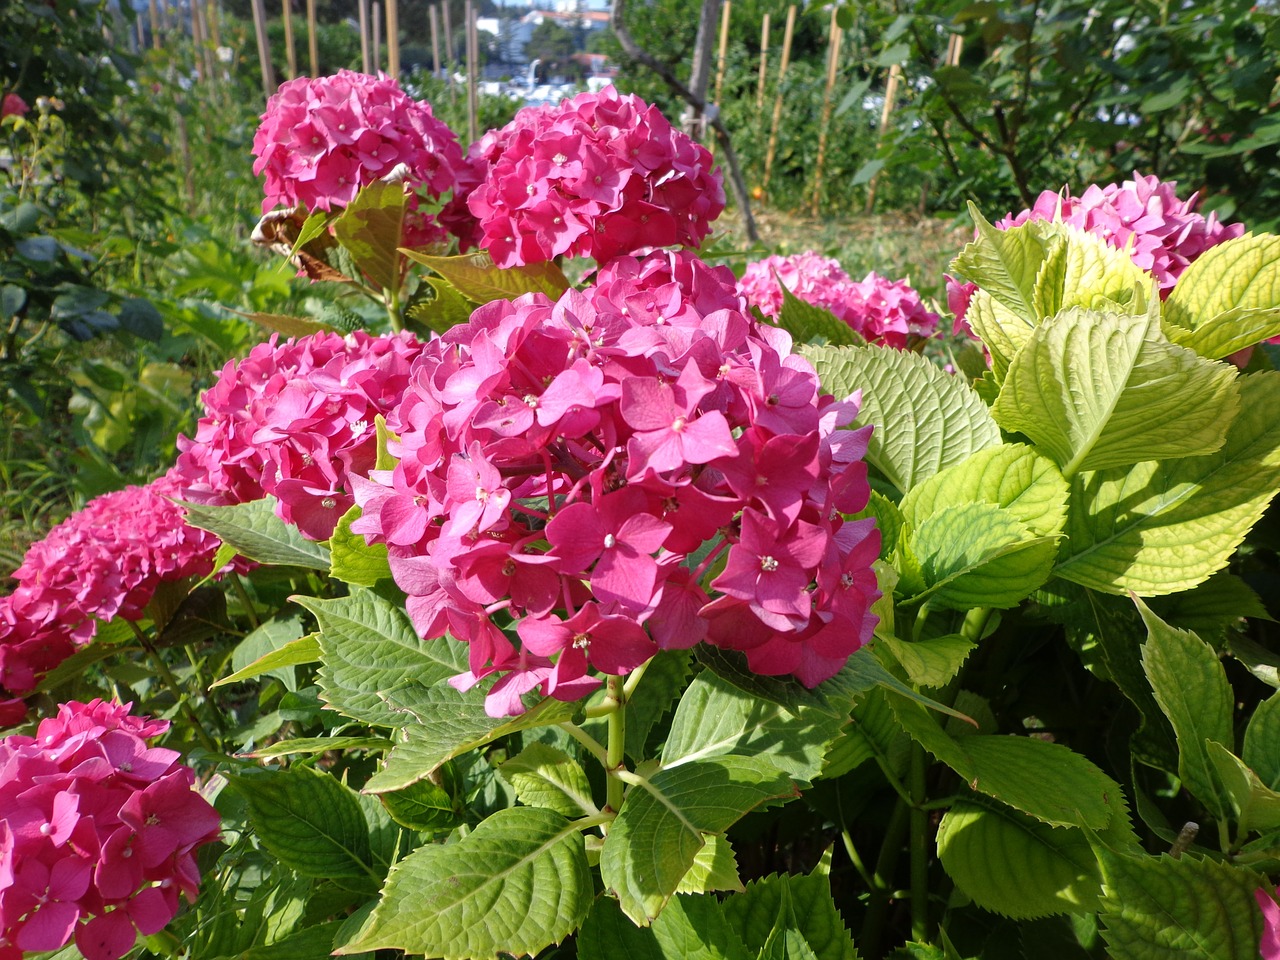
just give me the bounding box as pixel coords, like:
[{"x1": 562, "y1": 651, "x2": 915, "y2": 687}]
[{"x1": 611, "y1": 0, "x2": 758, "y2": 243}]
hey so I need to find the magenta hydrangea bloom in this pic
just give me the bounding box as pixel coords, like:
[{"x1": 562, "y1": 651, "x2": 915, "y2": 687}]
[
  {"x1": 737, "y1": 251, "x2": 939, "y2": 348},
  {"x1": 465, "y1": 86, "x2": 726, "y2": 268},
  {"x1": 351, "y1": 251, "x2": 881, "y2": 716},
  {"x1": 1259, "y1": 888, "x2": 1280, "y2": 960},
  {"x1": 0, "y1": 700, "x2": 220, "y2": 960},
  {"x1": 0, "y1": 94, "x2": 27, "y2": 121},
  {"x1": 175, "y1": 330, "x2": 425, "y2": 540},
  {"x1": 251, "y1": 71, "x2": 470, "y2": 245}
]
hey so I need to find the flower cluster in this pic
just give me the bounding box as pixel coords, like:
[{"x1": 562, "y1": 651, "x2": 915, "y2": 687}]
[
  {"x1": 0, "y1": 700, "x2": 220, "y2": 960},
  {"x1": 0, "y1": 473, "x2": 226, "y2": 718},
  {"x1": 737, "y1": 252, "x2": 939, "y2": 348},
  {"x1": 175, "y1": 330, "x2": 425, "y2": 541},
  {"x1": 251, "y1": 70, "x2": 469, "y2": 244},
  {"x1": 352, "y1": 251, "x2": 881, "y2": 716},
  {"x1": 0, "y1": 94, "x2": 27, "y2": 121},
  {"x1": 1260, "y1": 888, "x2": 1280, "y2": 960},
  {"x1": 464, "y1": 86, "x2": 726, "y2": 268}
]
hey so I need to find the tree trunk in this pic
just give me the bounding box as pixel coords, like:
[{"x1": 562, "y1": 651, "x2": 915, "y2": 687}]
[{"x1": 684, "y1": 0, "x2": 720, "y2": 136}]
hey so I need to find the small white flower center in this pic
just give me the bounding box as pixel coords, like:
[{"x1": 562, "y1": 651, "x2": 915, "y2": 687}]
[
  {"x1": 572, "y1": 632, "x2": 591, "y2": 650},
  {"x1": 321, "y1": 497, "x2": 337, "y2": 509},
  {"x1": 553, "y1": 152, "x2": 567, "y2": 164},
  {"x1": 760, "y1": 555, "x2": 779, "y2": 572},
  {"x1": 603, "y1": 533, "x2": 616, "y2": 548}
]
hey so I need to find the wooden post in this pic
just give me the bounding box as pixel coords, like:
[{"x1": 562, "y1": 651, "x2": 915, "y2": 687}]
[
  {"x1": 147, "y1": 0, "x2": 160, "y2": 48},
  {"x1": 306, "y1": 0, "x2": 319, "y2": 76},
  {"x1": 429, "y1": 4, "x2": 441, "y2": 77},
  {"x1": 713, "y1": 0, "x2": 730, "y2": 107},
  {"x1": 283, "y1": 0, "x2": 297, "y2": 78},
  {"x1": 207, "y1": 0, "x2": 220, "y2": 50},
  {"x1": 465, "y1": 0, "x2": 478, "y2": 142},
  {"x1": 358, "y1": 0, "x2": 371, "y2": 73},
  {"x1": 372, "y1": 1, "x2": 381, "y2": 73},
  {"x1": 442, "y1": 1, "x2": 453, "y2": 72},
  {"x1": 810, "y1": 6, "x2": 842, "y2": 216},
  {"x1": 387, "y1": 0, "x2": 400, "y2": 78},
  {"x1": 249, "y1": 0, "x2": 274, "y2": 99},
  {"x1": 761, "y1": 4, "x2": 795, "y2": 195},
  {"x1": 755, "y1": 12, "x2": 769, "y2": 112},
  {"x1": 864, "y1": 62, "x2": 902, "y2": 214}
]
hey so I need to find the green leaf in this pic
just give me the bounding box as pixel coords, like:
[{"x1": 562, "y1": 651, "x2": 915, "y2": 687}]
[
  {"x1": 1138, "y1": 599, "x2": 1235, "y2": 820},
  {"x1": 963, "y1": 289, "x2": 1034, "y2": 383},
  {"x1": 334, "y1": 807, "x2": 592, "y2": 958},
  {"x1": 775, "y1": 282, "x2": 864, "y2": 346},
  {"x1": 405, "y1": 275, "x2": 475, "y2": 334},
  {"x1": 499, "y1": 742, "x2": 598, "y2": 817},
  {"x1": 236, "y1": 920, "x2": 352, "y2": 960},
  {"x1": 363, "y1": 682, "x2": 577, "y2": 792},
  {"x1": 328, "y1": 505, "x2": 392, "y2": 587},
  {"x1": 1035, "y1": 223, "x2": 1150, "y2": 319},
  {"x1": 676, "y1": 835, "x2": 743, "y2": 895},
  {"x1": 1165, "y1": 305, "x2": 1280, "y2": 361},
  {"x1": 937, "y1": 797, "x2": 1102, "y2": 919},
  {"x1": 1096, "y1": 848, "x2": 1266, "y2": 960},
  {"x1": 1148, "y1": 571, "x2": 1271, "y2": 643},
  {"x1": 1205, "y1": 741, "x2": 1280, "y2": 834},
  {"x1": 1055, "y1": 371, "x2": 1280, "y2": 595},
  {"x1": 623, "y1": 649, "x2": 694, "y2": 761},
  {"x1": 721, "y1": 862, "x2": 859, "y2": 960},
  {"x1": 401, "y1": 249, "x2": 570, "y2": 303},
  {"x1": 1164, "y1": 233, "x2": 1280, "y2": 334},
  {"x1": 577, "y1": 891, "x2": 754, "y2": 960},
  {"x1": 225, "y1": 613, "x2": 308, "y2": 692},
  {"x1": 179, "y1": 497, "x2": 331, "y2": 570},
  {"x1": 899, "y1": 443, "x2": 1069, "y2": 537},
  {"x1": 214, "y1": 634, "x2": 320, "y2": 689},
  {"x1": 333, "y1": 180, "x2": 406, "y2": 292},
  {"x1": 991, "y1": 308, "x2": 1239, "y2": 476},
  {"x1": 379, "y1": 773, "x2": 462, "y2": 831},
  {"x1": 904, "y1": 501, "x2": 1059, "y2": 609},
  {"x1": 227, "y1": 768, "x2": 379, "y2": 887},
  {"x1": 294, "y1": 588, "x2": 469, "y2": 727},
  {"x1": 889, "y1": 695, "x2": 1123, "y2": 828},
  {"x1": 600, "y1": 756, "x2": 797, "y2": 923},
  {"x1": 661, "y1": 670, "x2": 846, "y2": 782},
  {"x1": 880, "y1": 634, "x2": 974, "y2": 689},
  {"x1": 245, "y1": 735, "x2": 392, "y2": 759},
  {"x1": 1245, "y1": 690, "x2": 1280, "y2": 790},
  {"x1": 951, "y1": 208, "x2": 1051, "y2": 325},
  {"x1": 239, "y1": 310, "x2": 336, "y2": 339},
  {"x1": 800, "y1": 343, "x2": 1001, "y2": 494}
]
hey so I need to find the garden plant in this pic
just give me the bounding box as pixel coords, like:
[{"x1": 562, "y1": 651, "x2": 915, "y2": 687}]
[{"x1": 4, "y1": 63, "x2": 1280, "y2": 960}]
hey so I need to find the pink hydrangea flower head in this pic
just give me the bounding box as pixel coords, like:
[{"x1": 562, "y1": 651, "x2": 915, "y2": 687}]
[
  {"x1": 175, "y1": 329, "x2": 426, "y2": 540},
  {"x1": 737, "y1": 251, "x2": 939, "y2": 348},
  {"x1": 0, "y1": 94, "x2": 27, "y2": 120},
  {"x1": 251, "y1": 71, "x2": 470, "y2": 244},
  {"x1": 1260, "y1": 887, "x2": 1280, "y2": 960},
  {"x1": 997, "y1": 172, "x2": 1243, "y2": 295},
  {"x1": 465, "y1": 86, "x2": 726, "y2": 267},
  {"x1": 0, "y1": 700, "x2": 220, "y2": 960},
  {"x1": 352, "y1": 252, "x2": 881, "y2": 717}
]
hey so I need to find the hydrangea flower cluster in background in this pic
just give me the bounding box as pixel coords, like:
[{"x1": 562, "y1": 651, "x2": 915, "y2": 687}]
[
  {"x1": 175, "y1": 330, "x2": 424, "y2": 540},
  {"x1": 947, "y1": 172, "x2": 1243, "y2": 337},
  {"x1": 0, "y1": 93, "x2": 27, "y2": 120},
  {"x1": 0, "y1": 474, "x2": 225, "y2": 721},
  {"x1": 250, "y1": 70, "x2": 473, "y2": 247},
  {"x1": 737, "y1": 251, "x2": 940, "y2": 348},
  {"x1": 350, "y1": 250, "x2": 881, "y2": 716},
  {"x1": 0, "y1": 699, "x2": 220, "y2": 960},
  {"x1": 464, "y1": 86, "x2": 725, "y2": 268}
]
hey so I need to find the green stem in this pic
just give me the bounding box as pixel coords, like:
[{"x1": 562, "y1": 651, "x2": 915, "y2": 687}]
[
  {"x1": 227, "y1": 571, "x2": 259, "y2": 630},
  {"x1": 909, "y1": 741, "x2": 930, "y2": 943},
  {"x1": 384, "y1": 284, "x2": 403, "y2": 333},
  {"x1": 605, "y1": 675, "x2": 627, "y2": 815},
  {"x1": 127, "y1": 621, "x2": 219, "y2": 755},
  {"x1": 959, "y1": 606, "x2": 994, "y2": 644},
  {"x1": 559, "y1": 721, "x2": 609, "y2": 766},
  {"x1": 862, "y1": 796, "x2": 911, "y2": 960}
]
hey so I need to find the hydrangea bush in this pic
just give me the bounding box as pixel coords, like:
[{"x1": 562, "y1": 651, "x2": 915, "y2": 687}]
[{"x1": 5, "y1": 77, "x2": 1280, "y2": 960}]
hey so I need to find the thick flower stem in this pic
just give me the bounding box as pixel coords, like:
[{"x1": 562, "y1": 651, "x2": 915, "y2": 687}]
[
  {"x1": 384, "y1": 284, "x2": 403, "y2": 333},
  {"x1": 227, "y1": 570, "x2": 260, "y2": 630},
  {"x1": 127, "y1": 620, "x2": 220, "y2": 755},
  {"x1": 909, "y1": 740, "x2": 930, "y2": 943},
  {"x1": 605, "y1": 675, "x2": 627, "y2": 816}
]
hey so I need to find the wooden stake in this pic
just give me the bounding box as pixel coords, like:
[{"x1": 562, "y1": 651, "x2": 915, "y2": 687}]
[
  {"x1": 442, "y1": 1, "x2": 453, "y2": 72},
  {"x1": 810, "y1": 6, "x2": 842, "y2": 216},
  {"x1": 755, "y1": 12, "x2": 769, "y2": 112},
  {"x1": 358, "y1": 0, "x2": 371, "y2": 73},
  {"x1": 465, "y1": 0, "x2": 478, "y2": 142},
  {"x1": 762, "y1": 4, "x2": 795, "y2": 195},
  {"x1": 283, "y1": 0, "x2": 297, "y2": 78},
  {"x1": 306, "y1": 0, "x2": 318, "y2": 76},
  {"x1": 207, "y1": 0, "x2": 220, "y2": 51},
  {"x1": 372, "y1": 1, "x2": 381, "y2": 73},
  {"x1": 713, "y1": 0, "x2": 730, "y2": 107},
  {"x1": 429, "y1": 4, "x2": 441, "y2": 77},
  {"x1": 148, "y1": 0, "x2": 160, "y2": 48},
  {"x1": 387, "y1": 0, "x2": 400, "y2": 78},
  {"x1": 945, "y1": 32, "x2": 964, "y2": 67},
  {"x1": 249, "y1": 0, "x2": 274, "y2": 100},
  {"x1": 864, "y1": 62, "x2": 902, "y2": 214}
]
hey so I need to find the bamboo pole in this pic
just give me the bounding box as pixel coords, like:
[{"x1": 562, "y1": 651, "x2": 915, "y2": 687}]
[
  {"x1": 429, "y1": 4, "x2": 441, "y2": 77},
  {"x1": 713, "y1": 0, "x2": 730, "y2": 107},
  {"x1": 190, "y1": 0, "x2": 212, "y2": 84},
  {"x1": 810, "y1": 6, "x2": 842, "y2": 216},
  {"x1": 372, "y1": 1, "x2": 381, "y2": 73},
  {"x1": 761, "y1": 4, "x2": 795, "y2": 195},
  {"x1": 283, "y1": 0, "x2": 297, "y2": 78},
  {"x1": 249, "y1": 0, "x2": 274, "y2": 99},
  {"x1": 387, "y1": 0, "x2": 400, "y2": 78},
  {"x1": 207, "y1": 0, "x2": 220, "y2": 50},
  {"x1": 358, "y1": 0, "x2": 371, "y2": 73},
  {"x1": 136, "y1": 14, "x2": 145, "y2": 49},
  {"x1": 442, "y1": 1, "x2": 453, "y2": 72},
  {"x1": 306, "y1": 0, "x2": 319, "y2": 76},
  {"x1": 148, "y1": 0, "x2": 160, "y2": 48},
  {"x1": 465, "y1": 0, "x2": 478, "y2": 142},
  {"x1": 864, "y1": 62, "x2": 902, "y2": 214},
  {"x1": 755, "y1": 12, "x2": 769, "y2": 112}
]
